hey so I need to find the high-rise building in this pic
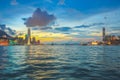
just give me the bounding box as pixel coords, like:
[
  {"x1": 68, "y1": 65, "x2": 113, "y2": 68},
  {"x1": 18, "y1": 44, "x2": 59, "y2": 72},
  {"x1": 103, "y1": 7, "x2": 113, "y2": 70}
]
[
  {"x1": 103, "y1": 27, "x2": 105, "y2": 42},
  {"x1": 27, "y1": 27, "x2": 31, "y2": 45},
  {"x1": 32, "y1": 37, "x2": 36, "y2": 44}
]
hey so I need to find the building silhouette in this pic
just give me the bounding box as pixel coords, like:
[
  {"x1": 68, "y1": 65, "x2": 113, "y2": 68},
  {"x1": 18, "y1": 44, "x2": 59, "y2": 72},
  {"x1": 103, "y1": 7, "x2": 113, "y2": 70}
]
[
  {"x1": 103, "y1": 27, "x2": 105, "y2": 42},
  {"x1": 27, "y1": 27, "x2": 31, "y2": 45},
  {"x1": 31, "y1": 37, "x2": 36, "y2": 44}
]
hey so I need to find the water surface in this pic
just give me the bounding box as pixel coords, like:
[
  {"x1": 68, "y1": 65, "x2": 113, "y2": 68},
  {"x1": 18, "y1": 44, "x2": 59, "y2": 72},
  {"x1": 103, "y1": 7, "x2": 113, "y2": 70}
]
[{"x1": 0, "y1": 45, "x2": 120, "y2": 80}]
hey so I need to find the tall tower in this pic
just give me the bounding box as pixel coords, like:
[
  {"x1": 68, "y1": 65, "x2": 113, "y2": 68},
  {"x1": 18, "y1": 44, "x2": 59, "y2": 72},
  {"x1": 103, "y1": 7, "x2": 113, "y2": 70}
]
[
  {"x1": 103, "y1": 27, "x2": 105, "y2": 42},
  {"x1": 27, "y1": 27, "x2": 31, "y2": 45}
]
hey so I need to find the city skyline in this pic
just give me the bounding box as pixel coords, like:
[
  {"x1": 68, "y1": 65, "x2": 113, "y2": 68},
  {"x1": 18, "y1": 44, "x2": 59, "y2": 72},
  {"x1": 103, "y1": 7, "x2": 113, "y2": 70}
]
[{"x1": 0, "y1": 0, "x2": 120, "y2": 43}]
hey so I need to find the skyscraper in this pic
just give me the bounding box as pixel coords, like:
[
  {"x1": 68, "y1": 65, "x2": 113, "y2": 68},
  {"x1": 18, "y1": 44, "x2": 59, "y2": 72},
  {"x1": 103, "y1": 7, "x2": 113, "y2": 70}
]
[
  {"x1": 103, "y1": 27, "x2": 105, "y2": 42},
  {"x1": 27, "y1": 27, "x2": 31, "y2": 45}
]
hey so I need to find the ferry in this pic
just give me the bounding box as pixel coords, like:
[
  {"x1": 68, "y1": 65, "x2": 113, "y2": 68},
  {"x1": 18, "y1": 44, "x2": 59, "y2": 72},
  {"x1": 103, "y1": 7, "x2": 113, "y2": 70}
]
[{"x1": 0, "y1": 37, "x2": 9, "y2": 46}]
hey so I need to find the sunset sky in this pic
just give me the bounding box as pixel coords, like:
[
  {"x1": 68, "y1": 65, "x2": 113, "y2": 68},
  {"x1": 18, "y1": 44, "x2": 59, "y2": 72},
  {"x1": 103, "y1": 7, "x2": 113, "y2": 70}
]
[{"x1": 0, "y1": 0, "x2": 120, "y2": 43}]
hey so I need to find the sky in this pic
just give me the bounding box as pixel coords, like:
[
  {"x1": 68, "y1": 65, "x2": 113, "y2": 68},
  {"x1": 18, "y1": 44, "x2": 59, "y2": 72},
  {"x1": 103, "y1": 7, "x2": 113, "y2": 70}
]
[{"x1": 0, "y1": 0, "x2": 120, "y2": 43}]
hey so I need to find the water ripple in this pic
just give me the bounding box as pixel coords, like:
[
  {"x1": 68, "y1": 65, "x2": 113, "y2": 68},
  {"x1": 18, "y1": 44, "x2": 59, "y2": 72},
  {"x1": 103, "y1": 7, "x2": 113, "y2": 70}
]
[{"x1": 0, "y1": 45, "x2": 120, "y2": 80}]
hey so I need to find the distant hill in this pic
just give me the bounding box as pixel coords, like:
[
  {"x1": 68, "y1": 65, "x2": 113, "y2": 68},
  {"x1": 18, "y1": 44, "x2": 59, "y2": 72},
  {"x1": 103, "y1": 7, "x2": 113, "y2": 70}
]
[{"x1": 0, "y1": 30, "x2": 12, "y2": 38}]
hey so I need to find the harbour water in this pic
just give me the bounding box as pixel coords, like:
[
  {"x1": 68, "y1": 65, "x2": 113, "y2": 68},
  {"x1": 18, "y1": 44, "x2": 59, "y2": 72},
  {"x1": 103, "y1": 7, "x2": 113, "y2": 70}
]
[{"x1": 0, "y1": 45, "x2": 120, "y2": 80}]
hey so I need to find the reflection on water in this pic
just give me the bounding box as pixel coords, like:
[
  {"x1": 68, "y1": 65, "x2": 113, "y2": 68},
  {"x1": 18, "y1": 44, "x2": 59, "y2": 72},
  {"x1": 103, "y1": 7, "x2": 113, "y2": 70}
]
[{"x1": 0, "y1": 45, "x2": 120, "y2": 80}]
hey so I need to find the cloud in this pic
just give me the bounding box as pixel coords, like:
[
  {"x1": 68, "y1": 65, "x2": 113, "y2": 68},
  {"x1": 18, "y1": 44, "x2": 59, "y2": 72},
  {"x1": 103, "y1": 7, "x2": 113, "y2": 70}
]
[
  {"x1": 0, "y1": 24, "x2": 16, "y2": 36},
  {"x1": 24, "y1": 8, "x2": 56, "y2": 28},
  {"x1": 32, "y1": 27, "x2": 52, "y2": 30},
  {"x1": 90, "y1": 23, "x2": 104, "y2": 26},
  {"x1": 88, "y1": 33, "x2": 102, "y2": 37},
  {"x1": 7, "y1": 28, "x2": 16, "y2": 35},
  {"x1": 58, "y1": 0, "x2": 65, "y2": 5},
  {"x1": 90, "y1": 31, "x2": 100, "y2": 33},
  {"x1": 110, "y1": 32, "x2": 120, "y2": 36},
  {"x1": 110, "y1": 27, "x2": 120, "y2": 30},
  {"x1": 11, "y1": 0, "x2": 18, "y2": 5},
  {"x1": 74, "y1": 25, "x2": 90, "y2": 28},
  {"x1": 55, "y1": 27, "x2": 71, "y2": 31},
  {"x1": 74, "y1": 22, "x2": 105, "y2": 29}
]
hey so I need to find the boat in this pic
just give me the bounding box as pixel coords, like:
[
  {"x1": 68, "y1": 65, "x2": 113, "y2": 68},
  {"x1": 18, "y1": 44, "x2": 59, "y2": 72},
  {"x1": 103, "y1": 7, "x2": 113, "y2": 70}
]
[{"x1": 0, "y1": 37, "x2": 9, "y2": 46}]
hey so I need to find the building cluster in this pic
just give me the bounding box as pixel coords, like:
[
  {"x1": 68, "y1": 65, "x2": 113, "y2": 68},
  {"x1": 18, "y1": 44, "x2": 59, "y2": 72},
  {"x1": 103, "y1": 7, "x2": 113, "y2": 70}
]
[
  {"x1": 103, "y1": 35, "x2": 120, "y2": 45},
  {"x1": 16, "y1": 35, "x2": 40, "y2": 45},
  {"x1": 90, "y1": 27, "x2": 120, "y2": 45},
  {"x1": 0, "y1": 27, "x2": 40, "y2": 46},
  {"x1": 0, "y1": 35, "x2": 41, "y2": 46}
]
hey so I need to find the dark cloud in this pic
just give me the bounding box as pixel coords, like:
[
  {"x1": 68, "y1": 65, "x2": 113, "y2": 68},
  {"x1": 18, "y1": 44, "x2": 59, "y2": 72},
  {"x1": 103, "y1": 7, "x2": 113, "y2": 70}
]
[
  {"x1": 0, "y1": 30, "x2": 11, "y2": 38},
  {"x1": 24, "y1": 8, "x2": 56, "y2": 28},
  {"x1": 0, "y1": 24, "x2": 6, "y2": 30},
  {"x1": 0, "y1": 24, "x2": 16, "y2": 36},
  {"x1": 32, "y1": 27, "x2": 52, "y2": 30},
  {"x1": 74, "y1": 23, "x2": 105, "y2": 29},
  {"x1": 110, "y1": 27, "x2": 120, "y2": 30},
  {"x1": 63, "y1": 32, "x2": 71, "y2": 34},
  {"x1": 90, "y1": 23, "x2": 104, "y2": 26},
  {"x1": 7, "y1": 27, "x2": 16, "y2": 35},
  {"x1": 110, "y1": 33, "x2": 120, "y2": 36},
  {"x1": 55, "y1": 27, "x2": 71, "y2": 31},
  {"x1": 74, "y1": 25, "x2": 90, "y2": 28}
]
